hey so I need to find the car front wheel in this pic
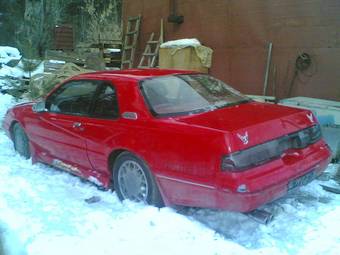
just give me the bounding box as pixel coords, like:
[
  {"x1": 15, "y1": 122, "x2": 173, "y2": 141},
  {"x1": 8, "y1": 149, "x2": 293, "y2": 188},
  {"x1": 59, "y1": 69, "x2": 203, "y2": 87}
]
[
  {"x1": 12, "y1": 123, "x2": 31, "y2": 159},
  {"x1": 113, "y1": 152, "x2": 164, "y2": 207}
]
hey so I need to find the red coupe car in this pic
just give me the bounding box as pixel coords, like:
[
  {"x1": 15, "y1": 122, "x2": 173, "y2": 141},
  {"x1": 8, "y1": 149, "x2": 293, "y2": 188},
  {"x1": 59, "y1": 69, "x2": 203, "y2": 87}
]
[{"x1": 2, "y1": 69, "x2": 331, "y2": 212}]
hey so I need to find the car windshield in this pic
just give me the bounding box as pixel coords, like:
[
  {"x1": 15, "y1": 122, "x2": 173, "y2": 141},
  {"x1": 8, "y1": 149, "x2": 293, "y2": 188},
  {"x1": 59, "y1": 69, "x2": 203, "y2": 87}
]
[{"x1": 140, "y1": 74, "x2": 250, "y2": 116}]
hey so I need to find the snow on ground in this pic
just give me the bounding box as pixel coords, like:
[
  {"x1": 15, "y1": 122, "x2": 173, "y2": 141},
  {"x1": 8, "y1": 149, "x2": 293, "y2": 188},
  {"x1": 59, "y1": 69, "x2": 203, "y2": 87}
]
[
  {"x1": 0, "y1": 65, "x2": 24, "y2": 81},
  {"x1": 0, "y1": 93, "x2": 339, "y2": 255}
]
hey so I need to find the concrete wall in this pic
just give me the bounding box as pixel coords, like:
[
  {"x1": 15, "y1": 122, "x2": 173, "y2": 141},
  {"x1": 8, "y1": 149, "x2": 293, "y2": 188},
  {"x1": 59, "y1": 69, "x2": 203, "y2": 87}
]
[{"x1": 123, "y1": 0, "x2": 340, "y2": 101}]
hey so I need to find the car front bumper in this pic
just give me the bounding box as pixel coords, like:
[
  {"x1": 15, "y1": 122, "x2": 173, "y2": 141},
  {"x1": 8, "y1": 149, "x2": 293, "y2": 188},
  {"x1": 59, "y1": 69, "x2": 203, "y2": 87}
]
[{"x1": 2, "y1": 116, "x2": 11, "y2": 138}]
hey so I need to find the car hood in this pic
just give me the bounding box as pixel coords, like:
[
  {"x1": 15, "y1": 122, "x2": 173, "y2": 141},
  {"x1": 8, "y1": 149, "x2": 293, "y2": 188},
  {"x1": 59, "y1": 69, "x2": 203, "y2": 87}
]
[
  {"x1": 10, "y1": 101, "x2": 35, "y2": 116},
  {"x1": 174, "y1": 101, "x2": 316, "y2": 151}
]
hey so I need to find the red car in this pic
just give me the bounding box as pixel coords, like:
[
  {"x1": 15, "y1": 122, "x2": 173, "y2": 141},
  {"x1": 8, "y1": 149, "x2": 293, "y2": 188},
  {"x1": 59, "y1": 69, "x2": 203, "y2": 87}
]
[{"x1": 2, "y1": 69, "x2": 331, "y2": 212}]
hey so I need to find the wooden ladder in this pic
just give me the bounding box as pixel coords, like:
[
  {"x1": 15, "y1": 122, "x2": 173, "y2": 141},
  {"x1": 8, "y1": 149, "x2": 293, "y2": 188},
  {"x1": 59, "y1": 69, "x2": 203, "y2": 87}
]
[
  {"x1": 138, "y1": 19, "x2": 164, "y2": 68},
  {"x1": 121, "y1": 15, "x2": 142, "y2": 69}
]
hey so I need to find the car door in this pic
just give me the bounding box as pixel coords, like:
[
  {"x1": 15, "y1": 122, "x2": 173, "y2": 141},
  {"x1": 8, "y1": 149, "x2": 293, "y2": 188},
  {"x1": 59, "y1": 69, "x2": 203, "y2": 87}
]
[
  {"x1": 77, "y1": 82, "x2": 121, "y2": 183},
  {"x1": 30, "y1": 79, "x2": 101, "y2": 176}
]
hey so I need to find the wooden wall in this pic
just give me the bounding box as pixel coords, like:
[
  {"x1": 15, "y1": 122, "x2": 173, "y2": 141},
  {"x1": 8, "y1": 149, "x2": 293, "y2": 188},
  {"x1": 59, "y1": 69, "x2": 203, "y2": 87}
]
[{"x1": 123, "y1": 0, "x2": 340, "y2": 101}]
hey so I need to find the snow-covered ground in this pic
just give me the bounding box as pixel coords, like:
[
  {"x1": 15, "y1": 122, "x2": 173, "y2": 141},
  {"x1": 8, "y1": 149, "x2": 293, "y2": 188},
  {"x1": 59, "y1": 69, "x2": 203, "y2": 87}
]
[{"x1": 0, "y1": 93, "x2": 339, "y2": 255}]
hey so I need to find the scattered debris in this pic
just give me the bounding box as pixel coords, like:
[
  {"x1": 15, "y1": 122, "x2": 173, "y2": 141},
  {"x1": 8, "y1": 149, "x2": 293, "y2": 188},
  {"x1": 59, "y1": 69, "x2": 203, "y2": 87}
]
[
  {"x1": 320, "y1": 185, "x2": 340, "y2": 194},
  {"x1": 334, "y1": 164, "x2": 340, "y2": 183},
  {"x1": 319, "y1": 165, "x2": 340, "y2": 194},
  {"x1": 84, "y1": 196, "x2": 101, "y2": 204},
  {"x1": 84, "y1": 52, "x2": 106, "y2": 71}
]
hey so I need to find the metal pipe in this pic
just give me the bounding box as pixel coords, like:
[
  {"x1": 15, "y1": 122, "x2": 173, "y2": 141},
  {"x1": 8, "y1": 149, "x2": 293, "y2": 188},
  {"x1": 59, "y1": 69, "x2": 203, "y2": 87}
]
[
  {"x1": 246, "y1": 209, "x2": 274, "y2": 224},
  {"x1": 272, "y1": 65, "x2": 277, "y2": 102},
  {"x1": 263, "y1": 42, "x2": 273, "y2": 96},
  {"x1": 170, "y1": 0, "x2": 176, "y2": 15}
]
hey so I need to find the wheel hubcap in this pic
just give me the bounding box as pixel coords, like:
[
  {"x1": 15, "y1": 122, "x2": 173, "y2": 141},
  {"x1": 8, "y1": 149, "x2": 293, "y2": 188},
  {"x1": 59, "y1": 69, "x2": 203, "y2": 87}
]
[{"x1": 118, "y1": 160, "x2": 149, "y2": 202}]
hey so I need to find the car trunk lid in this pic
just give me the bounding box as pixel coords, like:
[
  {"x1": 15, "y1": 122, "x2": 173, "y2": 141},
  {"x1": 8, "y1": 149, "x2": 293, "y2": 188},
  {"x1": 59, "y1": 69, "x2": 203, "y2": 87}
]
[{"x1": 174, "y1": 101, "x2": 316, "y2": 152}]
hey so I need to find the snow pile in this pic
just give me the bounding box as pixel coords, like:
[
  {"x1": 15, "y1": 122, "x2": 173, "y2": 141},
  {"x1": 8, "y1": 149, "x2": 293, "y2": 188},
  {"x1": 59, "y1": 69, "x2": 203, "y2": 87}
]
[
  {"x1": 0, "y1": 46, "x2": 44, "y2": 90},
  {"x1": 160, "y1": 38, "x2": 201, "y2": 48},
  {"x1": 0, "y1": 64, "x2": 24, "y2": 79},
  {"x1": 48, "y1": 60, "x2": 66, "y2": 64},
  {"x1": 106, "y1": 48, "x2": 121, "y2": 53},
  {"x1": 0, "y1": 93, "x2": 339, "y2": 255},
  {"x1": 0, "y1": 60, "x2": 44, "y2": 79},
  {"x1": 0, "y1": 62, "x2": 44, "y2": 90},
  {"x1": 0, "y1": 46, "x2": 21, "y2": 65}
]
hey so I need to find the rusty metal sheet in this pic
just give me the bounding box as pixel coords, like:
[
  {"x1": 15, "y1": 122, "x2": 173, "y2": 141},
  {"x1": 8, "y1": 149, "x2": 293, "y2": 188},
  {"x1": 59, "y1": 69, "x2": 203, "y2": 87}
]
[{"x1": 53, "y1": 25, "x2": 74, "y2": 50}]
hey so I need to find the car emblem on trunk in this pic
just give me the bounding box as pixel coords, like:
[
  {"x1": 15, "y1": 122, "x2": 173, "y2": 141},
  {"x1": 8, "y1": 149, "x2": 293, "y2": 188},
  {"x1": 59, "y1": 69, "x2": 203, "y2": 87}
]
[
  {"x1": 307, "y1": 113, "x2": 314, "y2": 123},
  {"x1": 237, "y1": 131, "x2": 249, "y2": 145}
]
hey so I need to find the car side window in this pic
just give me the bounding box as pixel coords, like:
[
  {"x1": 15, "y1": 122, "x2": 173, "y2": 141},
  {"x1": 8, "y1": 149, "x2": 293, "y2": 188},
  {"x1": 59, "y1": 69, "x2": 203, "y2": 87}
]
[
  {"x1": 91, "y1": 84, "x2": 119, "y2": 119},
  {"x1": 46, "y1": 80, "x2": 99, "y2": 116}
]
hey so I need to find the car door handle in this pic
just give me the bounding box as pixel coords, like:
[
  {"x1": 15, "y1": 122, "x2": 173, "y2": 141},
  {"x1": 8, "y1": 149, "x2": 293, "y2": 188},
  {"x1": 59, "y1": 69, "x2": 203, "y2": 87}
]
[{"x1": 72, "y1": 122, "x2": 83, "y2": 130}]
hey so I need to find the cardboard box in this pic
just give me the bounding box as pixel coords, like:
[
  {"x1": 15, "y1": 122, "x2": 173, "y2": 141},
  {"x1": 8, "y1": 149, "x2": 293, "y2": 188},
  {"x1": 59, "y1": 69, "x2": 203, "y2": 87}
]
[{"x1": 159, "y1": 47, "x2": 209, "y2": 73}]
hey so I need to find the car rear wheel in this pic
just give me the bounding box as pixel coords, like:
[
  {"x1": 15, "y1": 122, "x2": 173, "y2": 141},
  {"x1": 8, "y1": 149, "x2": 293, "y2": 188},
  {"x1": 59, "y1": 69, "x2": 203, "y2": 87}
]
[
  {"x1": 113, "y1": 152, "x2": 164, "y2": 207},
  {"x1": 12, "y1": 123, "x2": 31, "y2": 159}
]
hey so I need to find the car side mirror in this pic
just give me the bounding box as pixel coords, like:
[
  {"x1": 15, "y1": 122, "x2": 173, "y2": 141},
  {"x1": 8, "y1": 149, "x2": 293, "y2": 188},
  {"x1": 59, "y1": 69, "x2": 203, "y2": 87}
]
[{"x1": 32, "y1": 100, "x2": 47, "y2": 113}]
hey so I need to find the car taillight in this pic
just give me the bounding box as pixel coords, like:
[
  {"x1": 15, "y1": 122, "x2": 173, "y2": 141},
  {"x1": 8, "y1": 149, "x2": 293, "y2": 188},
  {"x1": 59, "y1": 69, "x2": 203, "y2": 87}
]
[
  {"x1": 292, "y1": 124, "x2": 321, "y2": 149},
  {"x1": 221, "y1": 139, "x2": 282, "y2": 171},
  {"x1": 221, "y1": 124, "x2": 322, "y2": 172}
]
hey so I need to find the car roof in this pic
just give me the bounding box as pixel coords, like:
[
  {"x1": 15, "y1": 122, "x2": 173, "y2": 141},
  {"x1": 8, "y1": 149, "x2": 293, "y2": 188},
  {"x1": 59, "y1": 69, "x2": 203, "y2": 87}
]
[{"x1": 75, "y1": 68, "x2": 199, "y2": 81}]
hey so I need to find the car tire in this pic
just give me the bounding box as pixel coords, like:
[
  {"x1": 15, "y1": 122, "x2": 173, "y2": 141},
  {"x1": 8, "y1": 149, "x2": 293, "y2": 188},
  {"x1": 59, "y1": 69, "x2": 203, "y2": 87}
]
[
  {"x1": 12, "y1": 123, "x2": 31, "y2": 159},
  {"x1": 113, "y1": 152, "x2": 164, "y2": 207}
]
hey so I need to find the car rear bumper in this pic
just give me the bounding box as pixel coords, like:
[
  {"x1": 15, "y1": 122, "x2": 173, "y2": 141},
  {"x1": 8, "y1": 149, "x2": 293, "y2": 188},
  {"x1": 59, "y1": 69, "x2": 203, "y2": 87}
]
[
  {"x1": 156, "y1": 140, "x2": 332, "y2": 212},
  {"x1": 216, "y1": 140, "x2": 332, "y2": 212}
]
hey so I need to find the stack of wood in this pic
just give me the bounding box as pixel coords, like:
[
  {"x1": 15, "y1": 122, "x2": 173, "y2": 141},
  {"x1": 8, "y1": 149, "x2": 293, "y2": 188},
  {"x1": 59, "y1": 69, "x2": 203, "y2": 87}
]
[{"x1": 28, "y1": 63, "x2": 94, "y2": 99}]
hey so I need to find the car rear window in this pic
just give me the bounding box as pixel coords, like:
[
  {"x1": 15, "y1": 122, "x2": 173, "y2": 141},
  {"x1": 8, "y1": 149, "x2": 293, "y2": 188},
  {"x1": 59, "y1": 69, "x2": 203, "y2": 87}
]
[{"x1": 140, "y1": 74, "x2": 249, "y2": 116}]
